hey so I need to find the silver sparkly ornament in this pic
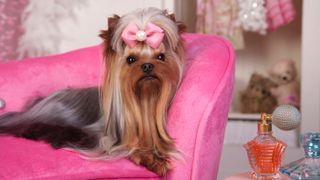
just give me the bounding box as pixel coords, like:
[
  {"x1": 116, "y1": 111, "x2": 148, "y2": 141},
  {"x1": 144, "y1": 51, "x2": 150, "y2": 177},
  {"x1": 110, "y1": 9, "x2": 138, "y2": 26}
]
[
  {"x1": 272, "y1": 105, "x2": 301, "y2": 131},
  {"x1": 236, "y1": 0, "x2": 268, "y2": 35}
]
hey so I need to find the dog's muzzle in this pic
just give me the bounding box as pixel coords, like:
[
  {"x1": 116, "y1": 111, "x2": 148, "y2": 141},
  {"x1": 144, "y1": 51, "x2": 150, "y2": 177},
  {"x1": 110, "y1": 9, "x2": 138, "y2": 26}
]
[{"x1": 141, "y1": 63, "x2": 154, "y2": 74}]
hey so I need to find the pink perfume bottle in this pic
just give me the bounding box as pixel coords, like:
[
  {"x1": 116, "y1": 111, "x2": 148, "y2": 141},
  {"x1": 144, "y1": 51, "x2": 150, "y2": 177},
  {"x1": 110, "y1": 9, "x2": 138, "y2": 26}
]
[{"x1": 244, "y1": 113, "x2": 287, "y2": 179}]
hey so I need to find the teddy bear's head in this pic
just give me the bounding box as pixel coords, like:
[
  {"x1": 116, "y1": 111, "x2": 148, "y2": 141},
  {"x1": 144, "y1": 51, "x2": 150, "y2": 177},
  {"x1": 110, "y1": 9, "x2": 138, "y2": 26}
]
[
  {"x1": 247, "y1": 73, "x2": 275, "y2": 98},
  {"x1": 240, "y1": 73, "x2": 277, "y2": 113},
  {"x1": 269, "y1": 59, "x2": 297, "y2": 85}
]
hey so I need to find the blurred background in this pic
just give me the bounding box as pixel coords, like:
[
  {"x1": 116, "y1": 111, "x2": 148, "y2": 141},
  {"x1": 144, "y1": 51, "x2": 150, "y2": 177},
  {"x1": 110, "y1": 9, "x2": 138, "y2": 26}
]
[
  {"x1": 1, "y1": 0, "x2": 319, "y2": 179},
  {"x1": 0, "y1": 0, "x2": 174, "y2": 60}
]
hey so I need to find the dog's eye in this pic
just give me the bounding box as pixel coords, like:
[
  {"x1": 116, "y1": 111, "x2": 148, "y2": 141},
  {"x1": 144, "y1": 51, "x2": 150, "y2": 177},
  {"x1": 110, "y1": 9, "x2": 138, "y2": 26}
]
[
  {"x1": 126, "y1": 56, "x2": 136, "y2": 64},
  {"x1": 155, "y1": 53, "x2": 165, "y2": 61}
]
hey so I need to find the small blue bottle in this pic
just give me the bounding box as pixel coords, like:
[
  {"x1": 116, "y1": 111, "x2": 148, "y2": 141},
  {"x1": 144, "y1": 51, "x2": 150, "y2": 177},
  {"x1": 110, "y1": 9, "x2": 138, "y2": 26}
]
[{"x1": 280, "y1": 132, "x2": 320, "y2": 180}]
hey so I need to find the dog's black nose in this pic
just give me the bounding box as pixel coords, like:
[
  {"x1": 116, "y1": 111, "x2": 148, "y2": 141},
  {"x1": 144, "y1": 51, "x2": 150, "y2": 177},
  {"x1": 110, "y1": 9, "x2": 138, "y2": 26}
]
[{"x1": 141, "y1": 63, "x2": 154, "y2": 73}]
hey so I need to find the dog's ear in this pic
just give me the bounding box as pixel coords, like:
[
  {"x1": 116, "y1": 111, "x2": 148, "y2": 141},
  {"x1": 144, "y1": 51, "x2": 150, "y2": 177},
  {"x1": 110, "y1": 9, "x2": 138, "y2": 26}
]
[
  {"x1": 176, "y1": 21, "x2": 187, "y2": 34},
  {"x1": 99, "y1": 15, "x2": 120, "y2": 41},
  {"x1": 167, "y1": 13, "x2": 187, "y2": 34},
  {"x1": 167, "y1": 13, "x2": 176, "y2": 22},
  {"x1": 107, "y1": 15, "x2": 120, "y2": 32},
  {"x1": 99, "y1": 15, "x2": 120, "y2": 53}
]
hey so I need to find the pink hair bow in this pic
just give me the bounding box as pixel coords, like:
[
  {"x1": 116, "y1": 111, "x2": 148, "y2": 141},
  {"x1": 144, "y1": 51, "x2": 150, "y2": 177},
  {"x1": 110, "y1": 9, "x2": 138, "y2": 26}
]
[{"x1": 121, "y1": 22, "x2": 164, "y2": 49}]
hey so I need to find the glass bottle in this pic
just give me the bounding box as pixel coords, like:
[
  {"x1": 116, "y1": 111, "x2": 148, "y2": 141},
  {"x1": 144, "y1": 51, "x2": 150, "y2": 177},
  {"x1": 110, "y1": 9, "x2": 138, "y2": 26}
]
[
  {"x1": 280, "y1": 132, "x2": 320, "y2": 180},
  {"x1": 244, "y1": 113, "x2": 287, "y2": 179}
]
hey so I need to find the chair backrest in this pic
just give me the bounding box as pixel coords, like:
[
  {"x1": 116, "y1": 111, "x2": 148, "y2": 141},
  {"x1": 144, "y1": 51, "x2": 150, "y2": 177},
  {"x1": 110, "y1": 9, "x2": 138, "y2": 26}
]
[
  {"x1": 0, "y1": 33, "x2": 235, "y2": 180},
  {"x1": 0, "y1": 45, "x2": 103, "y2": 114}
]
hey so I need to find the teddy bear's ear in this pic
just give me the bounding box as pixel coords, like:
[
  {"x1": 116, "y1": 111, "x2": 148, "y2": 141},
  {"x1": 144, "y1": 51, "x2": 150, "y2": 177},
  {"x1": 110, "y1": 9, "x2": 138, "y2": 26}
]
[
  {"x1": 268, "y1": 68, "x2": 274, "y2": 76},
  {"x1": 288, "y1": 59, "x2": 296, "y2": 68},
  {"x1": 287, "y1": 59, "x2": 294, "y2": 64},
  {"x1": 250, "y1": 73, "x2": 262, "y2": 83}
]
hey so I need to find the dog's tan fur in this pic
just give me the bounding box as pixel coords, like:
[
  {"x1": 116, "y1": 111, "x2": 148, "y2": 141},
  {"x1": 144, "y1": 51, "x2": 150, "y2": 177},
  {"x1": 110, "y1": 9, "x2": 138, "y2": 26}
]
[{"x1": 99, "y1": 8, "x2": 185, "y2": 175}]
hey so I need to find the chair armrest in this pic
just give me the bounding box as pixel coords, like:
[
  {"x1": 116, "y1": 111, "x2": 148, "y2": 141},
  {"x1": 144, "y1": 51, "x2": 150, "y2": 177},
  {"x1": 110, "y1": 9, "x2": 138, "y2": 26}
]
[{"x1": 167, "y1": 33, "x2": 235, "y2": 180}]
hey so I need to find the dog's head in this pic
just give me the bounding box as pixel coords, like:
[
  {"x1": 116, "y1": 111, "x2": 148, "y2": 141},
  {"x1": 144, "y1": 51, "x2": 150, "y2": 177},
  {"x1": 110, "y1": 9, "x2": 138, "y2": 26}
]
[
  {"x1": 101, "y1": 8, "x2": 184, "y2": 93},
  {"x1": 99, "y1": 8, "x2": 185, "y2": 175}
]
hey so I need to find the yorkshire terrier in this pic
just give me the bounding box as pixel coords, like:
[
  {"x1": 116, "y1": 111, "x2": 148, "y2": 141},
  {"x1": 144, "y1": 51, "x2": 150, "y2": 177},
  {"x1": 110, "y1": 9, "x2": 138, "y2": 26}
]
[{"x1": 0, "y1": 8, "x2": 185, "y2": 176}]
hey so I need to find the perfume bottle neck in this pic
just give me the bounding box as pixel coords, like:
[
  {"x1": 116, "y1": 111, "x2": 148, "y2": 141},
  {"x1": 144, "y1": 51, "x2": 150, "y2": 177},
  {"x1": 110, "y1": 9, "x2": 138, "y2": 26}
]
[
  {"x1": 304, "y1": 142, "x2": 320, "y2": 158},
  {"x1": 258, "y1": 131, "x2": 272, "y2": 135},
  {"x1": 258, "y1": 124, "x2": 272, "y2": 134},
  {"x1": 258, "y1": 113, "x2": 272, "y2": 133},
  {"x1": 301, "y1": 133, "x2": 320, "y2": 159}
]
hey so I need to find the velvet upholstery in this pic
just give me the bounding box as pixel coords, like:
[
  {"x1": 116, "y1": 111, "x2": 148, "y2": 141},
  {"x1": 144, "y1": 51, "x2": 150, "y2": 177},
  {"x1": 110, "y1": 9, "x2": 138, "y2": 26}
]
[{"x1": 0, "y1": 33, "x2": 235, "y2": 180}]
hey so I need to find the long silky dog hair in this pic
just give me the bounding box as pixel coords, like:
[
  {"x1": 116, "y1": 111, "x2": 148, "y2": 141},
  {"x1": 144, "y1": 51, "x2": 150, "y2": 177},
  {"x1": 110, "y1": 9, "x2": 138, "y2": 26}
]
[{"x1": 0, "y1": 8, "x2": 185, "y2": 176}]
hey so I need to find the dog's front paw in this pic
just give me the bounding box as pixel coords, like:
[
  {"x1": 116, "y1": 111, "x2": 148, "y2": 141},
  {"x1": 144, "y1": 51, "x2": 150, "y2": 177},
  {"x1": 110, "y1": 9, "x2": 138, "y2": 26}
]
[
  {"x1": 149, "y1": 156, "x2": 172, "y2": 176},
  {"x1": 129, "y1": 152, "x2": 172, "y2": 176}
]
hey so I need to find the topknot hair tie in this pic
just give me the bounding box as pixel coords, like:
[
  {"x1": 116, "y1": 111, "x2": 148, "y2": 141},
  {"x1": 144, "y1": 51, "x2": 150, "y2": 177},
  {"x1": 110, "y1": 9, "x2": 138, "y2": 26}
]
[{"x1": 121, "y1": 22, "x2": 164, "y2": 49}]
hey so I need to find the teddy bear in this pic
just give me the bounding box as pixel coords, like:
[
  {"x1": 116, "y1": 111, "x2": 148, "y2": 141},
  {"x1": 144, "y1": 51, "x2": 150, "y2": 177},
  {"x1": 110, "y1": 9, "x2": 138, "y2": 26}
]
[
  {"x1": 269, "y1": 59, "x2": 300, "y2": 109},
  {"x1": 240, "y1": 73, "x2": 278, "y2": 114}
]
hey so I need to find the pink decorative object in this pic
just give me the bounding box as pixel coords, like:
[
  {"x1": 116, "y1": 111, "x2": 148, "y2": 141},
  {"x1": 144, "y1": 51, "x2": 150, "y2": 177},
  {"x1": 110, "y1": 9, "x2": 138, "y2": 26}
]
[
  {"x1": 0, "y1": 0, "x2": 28, "y2": 60},
  {"x1": 265, "y1": 0, "x2": 296, "y2": 31},
  {"x1": 0, "y1": 34, "x2": 235, "y2": 179},
  {"x1": 121, "y1": 22, "x2": 164, "y2": 49},
  {"x1": 196, "y1": 0, "x2": 245, "y2": 49}
]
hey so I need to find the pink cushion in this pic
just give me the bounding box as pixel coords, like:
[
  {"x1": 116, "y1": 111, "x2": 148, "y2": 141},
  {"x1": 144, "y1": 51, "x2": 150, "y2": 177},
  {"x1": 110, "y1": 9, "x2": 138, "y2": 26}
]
[{"x1": 0, "y1": 33, "x2": 235, "y2": 180}]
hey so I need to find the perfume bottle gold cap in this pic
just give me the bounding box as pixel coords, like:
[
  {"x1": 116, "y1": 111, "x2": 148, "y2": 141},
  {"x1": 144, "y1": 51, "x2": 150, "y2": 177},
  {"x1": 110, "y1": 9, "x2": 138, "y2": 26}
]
[{"x1": 258, "y1": 113, "x2": 272, "y2": 133}]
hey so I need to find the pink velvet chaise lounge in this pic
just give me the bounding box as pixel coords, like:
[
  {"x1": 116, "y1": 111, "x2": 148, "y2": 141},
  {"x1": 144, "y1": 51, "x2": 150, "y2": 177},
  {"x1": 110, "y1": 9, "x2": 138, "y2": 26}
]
[{"x1": 0, "y1": 33, "x2": 235, "y2": 180}]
